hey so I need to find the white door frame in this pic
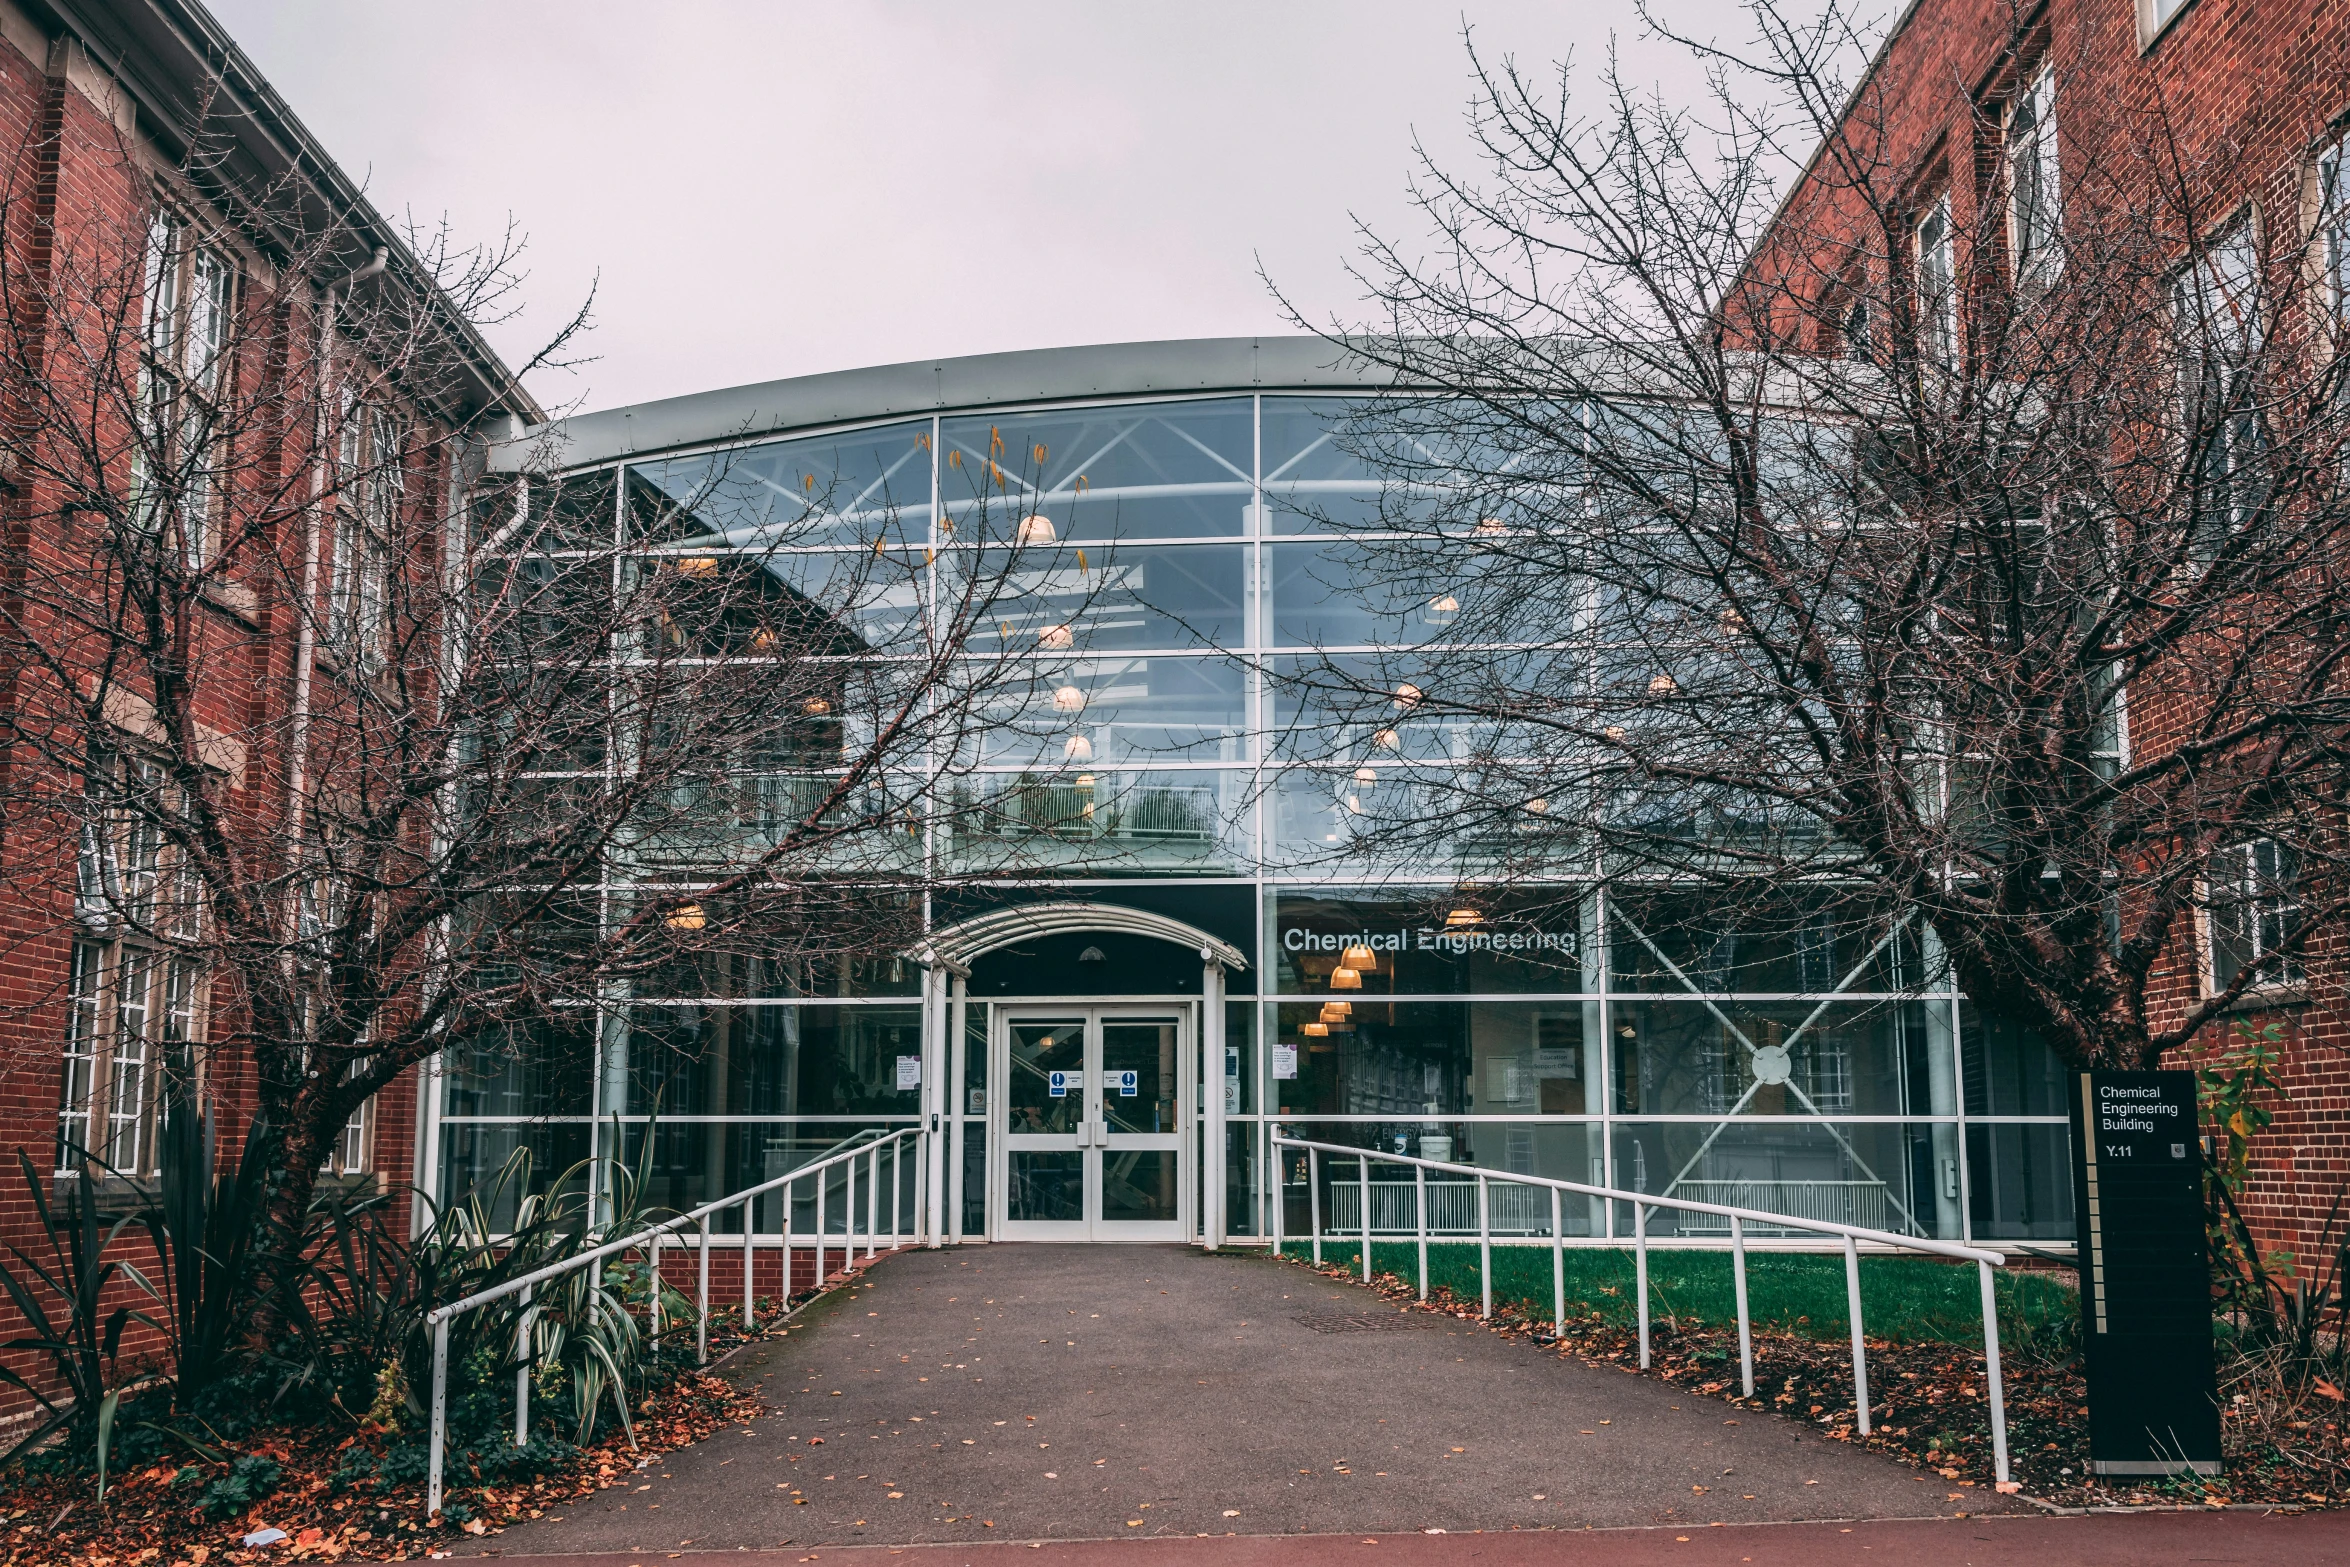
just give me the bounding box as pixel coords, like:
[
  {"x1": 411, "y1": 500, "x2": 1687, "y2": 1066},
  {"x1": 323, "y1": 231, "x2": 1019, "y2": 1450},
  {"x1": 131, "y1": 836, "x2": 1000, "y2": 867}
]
[{"x1": 989, "y1": 1000, "x2": 1197, "y2": 1243}]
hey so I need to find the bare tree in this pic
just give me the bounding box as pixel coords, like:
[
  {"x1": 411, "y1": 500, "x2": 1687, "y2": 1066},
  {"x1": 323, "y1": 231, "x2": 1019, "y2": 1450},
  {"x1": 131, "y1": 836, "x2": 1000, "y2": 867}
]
[
  {"x1": 0, "y1": 122, "x2": 1113, "y2": 1234},
  {"x1": 1277, "y1": 1, "x2": 2350, "y2": 1070}
]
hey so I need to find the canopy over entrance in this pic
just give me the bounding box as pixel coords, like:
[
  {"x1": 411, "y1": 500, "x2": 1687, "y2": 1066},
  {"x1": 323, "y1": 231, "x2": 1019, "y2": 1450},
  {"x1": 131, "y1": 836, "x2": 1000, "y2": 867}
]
[{"x1": 907, "y1": 901, "x2": 1249, "y2": 976}]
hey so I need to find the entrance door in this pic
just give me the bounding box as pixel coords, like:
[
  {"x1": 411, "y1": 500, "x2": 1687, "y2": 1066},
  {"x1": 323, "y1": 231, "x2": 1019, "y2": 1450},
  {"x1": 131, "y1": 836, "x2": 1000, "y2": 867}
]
[{"x1": 996, "y1": 1006, "x2": 1190, "y2": 1241}]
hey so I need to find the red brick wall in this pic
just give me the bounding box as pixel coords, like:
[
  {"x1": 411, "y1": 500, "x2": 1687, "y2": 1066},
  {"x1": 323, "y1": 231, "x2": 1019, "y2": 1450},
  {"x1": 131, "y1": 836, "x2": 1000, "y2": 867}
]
[{"x1": 1753, "y1": 0, "x2": 2350, "y2": 1263}]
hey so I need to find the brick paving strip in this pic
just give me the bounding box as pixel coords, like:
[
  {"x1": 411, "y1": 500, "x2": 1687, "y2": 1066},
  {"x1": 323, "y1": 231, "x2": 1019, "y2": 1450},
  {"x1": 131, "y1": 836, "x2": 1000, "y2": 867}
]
[
  {"x1": 434, "y1": 1242, "x2": 2056, "y2": 1557},
  {"x1": 416, "y1": 1508, "x2": 2350, "y2": 1566}
]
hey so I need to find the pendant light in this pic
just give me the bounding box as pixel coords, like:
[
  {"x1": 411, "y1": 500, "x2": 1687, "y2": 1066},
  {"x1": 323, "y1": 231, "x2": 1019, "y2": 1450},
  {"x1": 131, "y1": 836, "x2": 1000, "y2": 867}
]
[
  {"x1": 1329, "y1": 965, "x2": 1362, "y2": 991},
  {"x1": 1340, "y1": 942, "x2": 1377, "y2": 972},
  {"x1": 1016, "y1": 515, "x2": 1057, "y2": 544}
]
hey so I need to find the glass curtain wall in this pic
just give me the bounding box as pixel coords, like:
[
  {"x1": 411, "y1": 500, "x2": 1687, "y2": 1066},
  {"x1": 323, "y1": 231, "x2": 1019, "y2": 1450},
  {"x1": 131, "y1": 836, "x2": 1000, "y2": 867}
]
[{"x1": 439, "y1": 394, "x2": 2075, "y2": 1246}]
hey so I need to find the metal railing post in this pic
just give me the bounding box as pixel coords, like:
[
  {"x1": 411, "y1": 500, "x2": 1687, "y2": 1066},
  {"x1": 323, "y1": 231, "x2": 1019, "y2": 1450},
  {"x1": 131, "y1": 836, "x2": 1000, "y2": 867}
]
[
  {"x1": 696, "y1": 1216, "x2": 711, "y2": 1366},
  {"x1": 427, "y1": 1316, "x2": 449, "y2": 1518},
  {"x1": 1477, "y1": 1174, "x2": 1492, "y2": 1319},
  {"x1": 1731, "y1": 1214, "x2": 1754, "y2": 1400},
  {"x1": 781, "y1": 1172, "x2": 796, "y2": 1312},
  {"x1": 1308, "y1": 1147, "x2": 1322, "y2": 1266},
  {"x1": 649, "y1": 1230, "x2": 663, "y2": 1342},
  {"x1": 1844, "y1": 1234, "x2": 1870, "y2": 1436},
  {"x1": 1415, "y1": 1162, "x2": 1428, "y2": 1302},
  {"x1": 1979, "y1": 1260, "x2": 2011, "y2": 1485},
  {"x1": 1635, "y1": 1201, "x2": 1651, "y2": 1370},
  {"x1": 867, "y1": 1145, "x2": 880, "y2": 1258},
  {"x1": 742, "y1": 1196, "x2": 756, "y2": 1332},
  {"x1": 844, "y1": 1154, "x2": 857, "y2": 1265},
  {"x1": 513, "y1": 1283, "x2": 533, "y2": 1447},
  {"x1": 1550, "y1": 1187, "x2": 1565, "y2": 1331},
  {"x1": 893, "y1": 1137, "x2": 905, "y2": 1246},
  {"x1": 1359, "y1": 1154, "x2": 1373, "y2": 1282},
  {"x1": 1271, "y1": 1136, "x2": 1286, "y2": 1256}
]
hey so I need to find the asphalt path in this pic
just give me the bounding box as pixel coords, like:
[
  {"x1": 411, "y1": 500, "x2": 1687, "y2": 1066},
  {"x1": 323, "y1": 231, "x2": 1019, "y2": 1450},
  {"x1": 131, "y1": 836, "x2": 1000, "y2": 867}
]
[{"x1": 447, "y1": 1242, "x2": 2027, "y2": 1556}]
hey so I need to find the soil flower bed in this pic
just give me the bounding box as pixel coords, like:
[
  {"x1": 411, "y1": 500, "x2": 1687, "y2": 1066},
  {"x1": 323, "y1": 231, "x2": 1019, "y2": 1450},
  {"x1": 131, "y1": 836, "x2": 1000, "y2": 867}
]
[
  {"x1": 1279, "y1": 1253, "x2": 2350, "y2": 1513},
  {"x1": 0, "y1": 1293, "x2": 833, "y2": 1567}
]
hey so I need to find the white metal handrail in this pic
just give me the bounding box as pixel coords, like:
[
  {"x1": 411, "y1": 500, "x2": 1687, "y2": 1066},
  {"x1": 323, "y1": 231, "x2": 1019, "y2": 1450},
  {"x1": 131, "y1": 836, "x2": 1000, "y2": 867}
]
[
  {"x1": 424, "y1": 1125, "x2": 926, "y2": 1516},
  {"x1": 1269, "y1": 1130, "x2": 2011, "y2": 1485}
]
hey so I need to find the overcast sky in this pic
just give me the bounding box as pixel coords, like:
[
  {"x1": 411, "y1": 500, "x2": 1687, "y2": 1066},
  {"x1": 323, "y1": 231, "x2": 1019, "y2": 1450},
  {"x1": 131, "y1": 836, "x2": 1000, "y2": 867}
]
[{"x1": 207, "y1": 1, "x2": 1758, "y2": 419}]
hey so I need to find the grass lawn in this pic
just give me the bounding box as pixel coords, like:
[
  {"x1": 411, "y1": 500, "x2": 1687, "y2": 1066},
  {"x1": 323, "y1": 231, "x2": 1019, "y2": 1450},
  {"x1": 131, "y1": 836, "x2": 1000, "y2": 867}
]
[{"x1": 1277, "y1": 1239, "x2": 2079, "y2": 1351}]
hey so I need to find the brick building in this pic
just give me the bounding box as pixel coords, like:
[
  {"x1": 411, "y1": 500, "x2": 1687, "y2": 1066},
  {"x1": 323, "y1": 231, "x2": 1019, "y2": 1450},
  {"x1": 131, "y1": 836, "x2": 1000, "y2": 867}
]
[
  {"x1": 0, "y1": 0, "x2": 533, "y2": 1274},
  {"x1": 1743, "y1": 0, "x2": 2350, "y2": 1263}
]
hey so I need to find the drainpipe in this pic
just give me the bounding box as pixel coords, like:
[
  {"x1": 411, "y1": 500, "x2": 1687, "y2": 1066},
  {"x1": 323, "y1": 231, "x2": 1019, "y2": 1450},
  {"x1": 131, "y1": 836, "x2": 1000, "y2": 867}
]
[{"x1": 284, "y1": 245, "x2": 387, "y2": 850}]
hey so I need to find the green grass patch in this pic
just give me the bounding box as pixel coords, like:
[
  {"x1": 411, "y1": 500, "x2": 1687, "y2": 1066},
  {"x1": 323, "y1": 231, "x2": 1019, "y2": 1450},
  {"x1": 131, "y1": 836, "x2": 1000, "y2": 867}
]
[{"x1": 1279, "y1": 1240, "x2": 2078, "y2": 1351}]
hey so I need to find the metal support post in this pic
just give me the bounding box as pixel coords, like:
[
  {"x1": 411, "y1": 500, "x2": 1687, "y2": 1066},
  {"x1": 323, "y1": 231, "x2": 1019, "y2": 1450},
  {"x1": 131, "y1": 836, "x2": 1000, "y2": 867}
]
[
  {"x1": 696, "y1": 1217, "x2": 711, "y2": 1365},
  {"x1": 742, "y1": 1197, "x2": 756, "y2": 1331},
  {"x1": 1271, "y1": 1135, "x2": 1286, "y2": 1256},
  {"x1": 1731, "y1": 1215, "x2": 1754, "y2": 1399},
  {"x1": 1635, "y1": 1201, "x2": 1651, "y2": 1370},
  {"x1": 1979, "y1": 1260, "x2": 2011, "y2": 1485},
  {"x1": 1478, "y1": 1175, "x2": 1493, "y2": 1319},
  {"x1": 1415, "y1": 1162, "x2": 1429, "y2": 1302},
  {"x1": 1551, "y1": 1187, "x2": 1566, "y2": 1331},
  {"x1": 427, "y1": 1317, "x2": 449, "y2": 1517},
  {"x1": 514, "y1": 1284, "x2": 533, "y2": 1447},
  {"x1": 1359, "y1": 1155, "x2": 1373, "y2": 1282},
  {"x1": 945, "y1": 975, "x2": 968, "y2": 1245},
  {"x1": 782, "y1": 1173, "x2": 796, "y2": 1313},
  {"x1": 648, "y1": 1231, "x2": 663, "y2": 1341},
  {"x1": 1308, "y1": 1148, "x2": 1322, "y2": 1265},
  {"x1": 1844, "y1": 1234, "x2": 1870, "y2": 1435},
  {"x1": 866, "y1": 1146, "x2": 879, "y2": 1259}
]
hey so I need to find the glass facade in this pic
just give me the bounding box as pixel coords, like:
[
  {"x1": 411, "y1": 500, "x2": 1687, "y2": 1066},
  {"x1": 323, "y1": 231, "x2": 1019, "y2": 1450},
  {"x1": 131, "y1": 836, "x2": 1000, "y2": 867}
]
[{"x1": 439, "y1": 389, "x2": 2073, "y2": 1247}]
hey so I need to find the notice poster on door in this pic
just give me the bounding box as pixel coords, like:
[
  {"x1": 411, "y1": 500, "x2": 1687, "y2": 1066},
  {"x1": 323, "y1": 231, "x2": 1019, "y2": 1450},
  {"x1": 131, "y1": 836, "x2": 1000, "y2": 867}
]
[
  {"x1": 896, "y1": 1055, "x2": 921, "y2": 1092},
  {"x1": 1273, "y1": 1043, "x2": 1298, "y2": 1080}
]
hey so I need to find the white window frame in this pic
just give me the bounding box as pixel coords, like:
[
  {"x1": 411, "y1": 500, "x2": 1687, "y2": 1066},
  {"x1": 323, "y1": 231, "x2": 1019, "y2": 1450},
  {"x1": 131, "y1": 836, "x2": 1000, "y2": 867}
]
[
  {"x1": 58, "y1": 753, "x2": 205, "y2": 1175},
  {"x1": 134, "y1": 205, "x2": 235, "y2": 572},
  {"x1": 2319, "y1": 135, "x2": 2349, "y2": 355},
  {"x1": 329, "y1": 396, "x2": 404, "y2": 658},
  {"x1": 2203, "y1": 837, "x2": 2303, "y2": 997},
  {"x1": 2172, "y1": 217, "x2": 2264, "y2": 549},
  {"x1": 1915, "y1": 195, "x2": 1956, "y2": 365},
  {"x1": 2004, "y1": 67, "x2": 2062, "y2": 288}
]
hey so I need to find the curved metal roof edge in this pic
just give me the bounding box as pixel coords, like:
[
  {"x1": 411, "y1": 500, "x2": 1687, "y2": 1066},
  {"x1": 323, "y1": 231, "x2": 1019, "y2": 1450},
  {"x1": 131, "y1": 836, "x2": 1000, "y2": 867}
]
[
  {"x1": 488, "y1": 335, "x2": 1399, "y2": 474},
  {"x1": 905, "y1": 899, "x2": 1249, "y2": 975}
]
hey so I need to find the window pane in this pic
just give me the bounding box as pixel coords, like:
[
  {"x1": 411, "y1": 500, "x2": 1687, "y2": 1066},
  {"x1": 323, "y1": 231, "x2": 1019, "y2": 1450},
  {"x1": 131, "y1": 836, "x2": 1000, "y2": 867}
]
[
  {"x1": 1261, "y1": 396, "x2": 1384, "y2": 534},
  {"x1": 941, "y1": 399, "x2": 1251, "y2": 543},
  {"x1": 1609, "y1": 999, "x2": 1923, "y2": 1117},
  {"x1": 1610, "y1": 1119, "x2": 1958, "y2": 1240},
  {"x1": 968, "y1": 655, "x2": 1248, "y2": 765},
  {"x1": 1959, "y1": 1004, "x2": 2067, "y2": 1116},
  {"x1": 956, "y1": 542, "x2": 1243, "y2": 652},
  {"x1": 946, "y1": 768, "x2": 1252, "y2": 878},
  {"x1": 624, "y1": 1003, "x2": 925, "y2": 1117},
  {"x1": 1271, "y1": 889, "x2": 1592, "y2": 995},
  {"x1": 631, "y1": 421, "x2": 934, "y2": 548}
]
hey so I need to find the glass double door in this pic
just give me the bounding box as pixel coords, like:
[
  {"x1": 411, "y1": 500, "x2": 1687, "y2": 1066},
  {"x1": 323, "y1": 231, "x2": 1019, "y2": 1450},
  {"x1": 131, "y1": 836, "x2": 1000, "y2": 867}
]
[{"x1": 996, "y1": 1006, "x2": 1191, "y2": 1242}]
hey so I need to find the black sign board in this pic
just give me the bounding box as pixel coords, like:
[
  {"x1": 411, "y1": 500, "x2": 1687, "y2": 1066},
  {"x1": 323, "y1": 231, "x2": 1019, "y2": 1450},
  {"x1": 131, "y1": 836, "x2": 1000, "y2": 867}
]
[{"x1": 2068, "y1": 1070, "x2": 2222, "y2": 1476}]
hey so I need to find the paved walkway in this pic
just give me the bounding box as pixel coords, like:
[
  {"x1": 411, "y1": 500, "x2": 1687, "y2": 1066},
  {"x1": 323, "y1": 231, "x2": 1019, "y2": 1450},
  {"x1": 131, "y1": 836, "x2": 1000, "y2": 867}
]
[{"x1": 450, "y1": 1242, "x2": 2037, "y2": 1556}]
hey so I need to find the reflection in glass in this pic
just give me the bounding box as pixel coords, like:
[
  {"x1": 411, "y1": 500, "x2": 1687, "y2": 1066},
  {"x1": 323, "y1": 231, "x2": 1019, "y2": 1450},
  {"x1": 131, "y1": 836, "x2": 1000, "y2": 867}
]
[
  {"x1": 630, "y1": 422, "x2": 933, "y2": 548},
  {"x1": 941, "y1": 400, "x2": 1251, "y2": 542},
  {"x1": 948, "y1": 769, "x2": 1251, "y2": 877},
  {"x1": 1609, "y1": 1000, "x2": 1921, "y2": 1117},
  {"x1": 1101, "y1": 1019, "x2": 1178, "y2": 1135},
  {"x1": 1610, "y1": 1119, "x2": 1951, "y2": 1239},
  {"x1": 956, "y1": 543, "x2": 1243, "y2": 652},
  {"x1": 1006, "y1": 1020, "x2": 1085, "y2": 1135},
  {"x1": 1010, "y1": 1151, "x2": 1085, "y2": 1222},
  {"x1": 1102, "y1": 1149, "x2": 1178, "y2": 1222},
  {"x1": 623, "y1": 1005, "x2": 925, "y2": 1117},
  {"x1": 968, "y1": 657, "x2": 1248, "y2": 765}
]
